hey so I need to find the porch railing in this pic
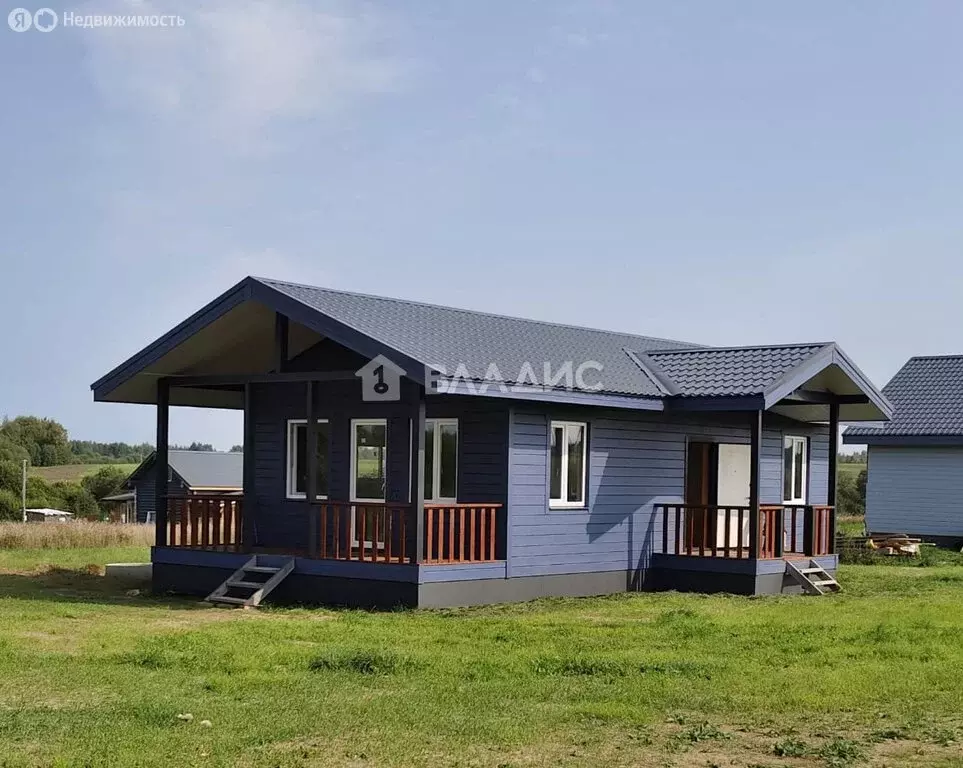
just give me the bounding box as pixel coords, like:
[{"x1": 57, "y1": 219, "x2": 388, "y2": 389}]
[
  {"x1": 657, "y1": 504, "x2": 835, "y2": 559},
  {"x1": 166, "y1": 495, "x2": 243, "y2": 551},
  {"x1": 309, "y1": 501, "x2": 504, "y2": 565}
]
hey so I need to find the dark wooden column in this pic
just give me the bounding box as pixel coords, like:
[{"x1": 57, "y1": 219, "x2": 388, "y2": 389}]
[
  {"x1": 410, "y1": 389, "x2": 426, "y2": 563},
  {"x1": 306, "y1": 380, "x2": 319, "y2": 557},
  {"x1": 827, "y1": 402, "x2": 840, "y2": 554},
  {"x1": 154, "y1": 378, "x2": 170, "y2": 547},
  {"x1": 242, "y1": 383, "x2": 256, "y2": 549},
  {"x1": 748, "y1": 410, "x2": 762, "y2": 558}
]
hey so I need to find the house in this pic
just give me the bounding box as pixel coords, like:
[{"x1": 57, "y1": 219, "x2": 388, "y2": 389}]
[
  {"x1": 101, "y1": 491, "x2": 136, "y2": 523},
  {"x1": 90, "y1": 277, "x2": 891, "y2": 607},
  {"x1": 26, "y1": 508, "x2": 73, "y2": 523},
  {"x1": 844, "y1": 355, "x2": 963, "y2": 547},
  {"x1": 122, "y1": 450, "x2": 243, "y2": 524}
]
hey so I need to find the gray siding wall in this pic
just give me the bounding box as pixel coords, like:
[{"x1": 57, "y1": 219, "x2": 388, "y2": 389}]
[
  {"x1": 131, "y1": 465, "x2": 188, "y2": 523},
  {"x1": 508, "y1": 408, "x2": 829, "y2": 578},
  {"x1": 866, "y1": 446, "x2": 963, "y2": 538}
]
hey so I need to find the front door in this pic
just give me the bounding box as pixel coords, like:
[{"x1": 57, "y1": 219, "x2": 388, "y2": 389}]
[
  {"x1": 685, "y1": 442, "x2": 716, "y2": 548},
  {"x1": 350, "y1": 419, "x2": 388, "y2": 549},
  {"x1": 716, "y1": 443, "x2": 751, "y2": 549}
]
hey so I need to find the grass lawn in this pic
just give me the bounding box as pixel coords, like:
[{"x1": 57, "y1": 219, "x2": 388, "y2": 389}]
[
  {"x1": 838, "y1": 462, "x2": 867, "y2": 480},
  {"x1": 28, "y1": 463, "x2": 139, "y2": 484},
  {"x1": 0, "y1": 550, "x2": 961, "y2": 767}
]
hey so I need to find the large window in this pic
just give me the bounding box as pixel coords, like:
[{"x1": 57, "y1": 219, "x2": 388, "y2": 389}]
[
  {"x1": 286, "y1": 419, "x2": 330, "y2": 499},
  {"x1": 351, "y1": 419, "x2": 387, "y2": 501},
  {"x1": 550, "y1": 421, "x2": 587, "y2": 508},
  {"x1": 783, "y1": 435, "x2": 808, "y2": 504},
  {"x1": 425, "y1": 419, "x2": 458, "y2": 502}
]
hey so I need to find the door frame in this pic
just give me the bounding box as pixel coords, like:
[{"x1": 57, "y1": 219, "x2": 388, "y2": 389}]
[{"x1": 349, "y1": 418, "x2": 388, "y2": 548}]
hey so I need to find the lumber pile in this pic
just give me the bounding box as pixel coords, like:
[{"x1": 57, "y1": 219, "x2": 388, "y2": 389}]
[{"x1": 866, "y1": 533, "x2": 926, "y2": 556}]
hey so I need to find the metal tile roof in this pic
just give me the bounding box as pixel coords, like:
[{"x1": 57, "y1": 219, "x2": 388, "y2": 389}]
[
  {"x1": 845, "y1": 356, "x2": 963, "y2": 438},
  {"x1": 644, "y1": 344, "x2": 829, "y2": 397},
  {"x1": 258, "y1": 278, "x2": 696, "y2": 397},
  {"x1": 167, "y1": 450, "x2": 243, "y2": 489}
]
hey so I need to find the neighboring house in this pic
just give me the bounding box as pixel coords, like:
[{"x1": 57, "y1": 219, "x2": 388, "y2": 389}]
[
  {"x1": 101, "y1": 491, "x2": 136, "y2": 523},
  {"x1": 844, "y1": 355, "x2": 963, "y2": 546},
  {"x1": 26, "y1": 508, "x2": 73, "y2": 523},
  {"x1": 122, "y1": 450, "x2": 243, "y2": 524},
  {"x1": 90, "y1": 277, "x2": 891, "y2": 607}
]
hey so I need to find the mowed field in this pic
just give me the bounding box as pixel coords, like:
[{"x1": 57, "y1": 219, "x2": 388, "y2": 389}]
[
  {"x1": 838, "y1": 462, "x2": 867, "y2": 479},
  {"x1": 0, "y1": 548, "x2": 961, "y2": 767},
  {"x1": 28, "y1": 463, "x2": 138, "y2": 484}
]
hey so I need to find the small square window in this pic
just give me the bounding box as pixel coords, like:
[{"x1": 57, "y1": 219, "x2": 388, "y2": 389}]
[{"x1": 549, "y1": 421, "x2": 587, "y2": 508}]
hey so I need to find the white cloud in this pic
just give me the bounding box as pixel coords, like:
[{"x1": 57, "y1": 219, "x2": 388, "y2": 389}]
[{"x1": 81, "y1": 0, "x2": 406, "y2": 150}]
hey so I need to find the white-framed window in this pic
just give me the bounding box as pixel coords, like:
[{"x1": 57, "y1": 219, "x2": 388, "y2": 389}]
[
  {"x1": 286, "y1": 419, "x2": 330, "y2": 500},
  {"x1": 350, "y1": 419, "x2": 387, "y2": 502},
  {"x1": 549, "y1": 421, "x2": 587, "y2": 508},
  {"x1": 783, "y1": 435, "x2": 808, "y2": 504},
  {"x1": 425, "y1": 419, "x2": 458, "y2": 502}
]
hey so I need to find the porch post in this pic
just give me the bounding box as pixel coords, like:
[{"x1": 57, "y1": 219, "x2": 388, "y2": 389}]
[
  {"x1": 306, "y1": 380, "x2": 319, "y2": 557},
  {"x1": 827, "y1": 402, "x2": 840, "y2": 554},
  {"x1": 748, "y1": 409, "x2": 762, "y2": 558},
  {"x1": 410, "y1": 389, "x2": 426, "y2": 563},
  {"x1": 154, "y1": 378, "x2": 170, "y2": 547},
  {"x1": 242, "y1": 383, "x2": 256, "y2": 549}
]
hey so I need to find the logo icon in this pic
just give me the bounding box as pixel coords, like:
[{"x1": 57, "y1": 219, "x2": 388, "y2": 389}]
[
  {"x1": 33, "y1": 8, "x2": 57, "y2": 31},
  {"x1": 8, "y1": 8, "x2": 32, "y2": 31},
  {"x1": 356, "y1": 355, "x2": 405, "y2": 402}
]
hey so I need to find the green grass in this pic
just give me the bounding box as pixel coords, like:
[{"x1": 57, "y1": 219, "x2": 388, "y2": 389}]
[
  {"x1": 837, "y1": 462, "x2": 866, "y2": 480},
  {"x1": 28, "y1": 463, "x2": 138, "y2": 484},
  {"x1": 0, "y1": 550, "x2": 961, "y2": 767}
]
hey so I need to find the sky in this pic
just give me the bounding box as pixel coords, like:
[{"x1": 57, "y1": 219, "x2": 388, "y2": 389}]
[{"x1": 2, "y1": 0, "x2": 962, "y2": 450}]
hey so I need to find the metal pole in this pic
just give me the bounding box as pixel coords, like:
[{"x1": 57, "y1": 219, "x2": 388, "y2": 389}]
[{"x1": 21, "y1": 459, "x2": 27, "y2": 522}]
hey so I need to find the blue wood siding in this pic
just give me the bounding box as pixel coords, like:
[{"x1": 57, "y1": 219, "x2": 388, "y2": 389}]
[
  {"x1": 130, "y1": 464, "x2": 189, "y2": 523},
  {"x1": 249, "y1": 381, "x2": 509, "y2": 550},
  {"x1": 865, "y1": 446, "x2": 963, "y2": 538},
  {"x1": 508, "y1": 408, "x2": 829, "y2": 578}
]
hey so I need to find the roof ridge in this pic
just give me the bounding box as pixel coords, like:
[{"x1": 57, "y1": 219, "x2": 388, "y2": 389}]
[
  {"x1": 906, "y1": 354, "x2": 963, "y2": 361},
  {"x1": 253, "y1": 276, "x2": 700, "y2": 348},
  {"x1": 648, "y1": 341, "x2": 832, "y2": 356}
]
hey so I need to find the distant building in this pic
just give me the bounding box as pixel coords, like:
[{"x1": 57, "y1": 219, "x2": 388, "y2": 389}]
[
  {"x1": 122, "y1": 450, "x2": 243, "y2": 524},
  {"x1": 845, "y1": 355, "x2": 963, "y2": 546},
  {"x1": 25, "y1": 508, "x2": 73, "y2": 523}
]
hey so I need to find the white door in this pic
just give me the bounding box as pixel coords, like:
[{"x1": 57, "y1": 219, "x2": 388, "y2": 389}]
[{"x1": 716, "y1": 443, "x2": 751, "y2": 549}]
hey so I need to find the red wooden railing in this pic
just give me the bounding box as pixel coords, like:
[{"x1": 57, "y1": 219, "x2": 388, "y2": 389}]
[
  {"x1": 314, "y1": 501, "x2": 413, "y2": 564},
  {"x1": 658, "y1": 504, "x2": 835, "y2": 559},
  {"x1": 423, "y1": 504, "x2": 502, "y2": 564},
  {"x1": 167, "y1": 495, "x2": 243, "y2": 550}
]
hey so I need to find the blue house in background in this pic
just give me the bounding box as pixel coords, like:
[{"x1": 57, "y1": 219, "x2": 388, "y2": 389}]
[
  {"x1": 90, "y1": 277, "x2": 891, "y2": 607},
  {"x1": 844, "y1": 355, "x2": 963, "y2": 547},
  {"x1": 123, "y1": 450, "x2": 243, "y2": 524}
]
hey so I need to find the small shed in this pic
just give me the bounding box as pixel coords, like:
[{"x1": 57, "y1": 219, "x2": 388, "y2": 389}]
[{"x1": 25, "y1": 508, "x2": 74, "y2": 523}]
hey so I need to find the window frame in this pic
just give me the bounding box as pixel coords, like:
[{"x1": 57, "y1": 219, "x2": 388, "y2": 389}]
[
  {"x1": 549, "y1": 420, "x2": 588, "y2": 509},
  {"x1": 285, "y1": 418, "x2": 331, "y2": 500},
  {"x1": 782, "y1": 435, "x2": 808, "y2": 505},
  {"x1": 350, "y1": 418, "x2": 388, "y2": 503},
  {"x1": 425, "y1": 418, "x2": 458, "y2": 503}
]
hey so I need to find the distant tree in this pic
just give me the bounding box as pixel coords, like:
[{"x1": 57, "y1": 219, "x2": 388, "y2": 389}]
[
  {"x1": 81, "y1": 466, "x2": 128, "y2": 502},
  {"x1": 62, "y1": 487, "x2": 101, "y2": 520},
  {"x1": 856, "y1": 469, "x2": 867, "y2": 501},
  {"x1": 0, "y1": 461, "x2": 22, "y2": 496},
  {"x1": 0, "y1": 489, "x2": 20, "y2": 521},
  {"x1": 171, "y1": 442, "x2": 215, "y2": 452},
  {"x1": 836, "y1": 473, "x2": 865, "y2": 519},
  {"x1": 0, "y1": 436, "x2": 29, "y2": 464},
  {"x1": 229, "y1": 444, "x2": 243, "y2": 453},
  {"x1": 0, "y1": 416, "x2": 71, "y2": 466},
  {"x1": 25, "y1": 476, "x2": 62, "y2": 510}
]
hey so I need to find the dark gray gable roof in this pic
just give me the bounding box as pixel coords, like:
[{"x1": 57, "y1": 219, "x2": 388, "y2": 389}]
[
  {"x1": 844, "y1": 355, "x2": 963, "y2": 441},
  {"x1": 258, "y1": 278, "x2": 697, "y2": 397},
  {"x1": 642, "y1": 344, "x2": 829, "y2": 397},
  {"x1": 127, "y1": 450, "x2": 243, "y2": 490}
]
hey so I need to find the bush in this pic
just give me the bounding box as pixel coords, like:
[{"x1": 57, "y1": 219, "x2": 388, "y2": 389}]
[
  {"x1": 65, "y1": 487, "x2": 101, "y2": 520},
  {"x1": 81, "y1": 466, "x2": 128, "y2": 511},
  {"x1": 0, "y1": 489, "x2": 21, "y2": 521},
  {"x1": 836, "y1": 472, "x2": 865, "y2": 518},
  {"x1": 0, "y1": 461, "x2": 22, "y2": 495}
]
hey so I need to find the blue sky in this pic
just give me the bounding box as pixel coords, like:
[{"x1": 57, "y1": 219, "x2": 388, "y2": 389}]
[{"x1": 2, "y1": 1, "x2": 962, "y2": 450}]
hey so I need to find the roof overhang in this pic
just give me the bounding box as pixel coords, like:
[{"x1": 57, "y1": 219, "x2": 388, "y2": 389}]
[
  {"x1": 91, "y1": 277, "x2": 429, "y2": 408},
  {"x1": 842, "y1": 433, "x2": 963, "y2": 446},
  {"x1": 664, "y1": 344, "x2": 892, "y2": 423}
]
